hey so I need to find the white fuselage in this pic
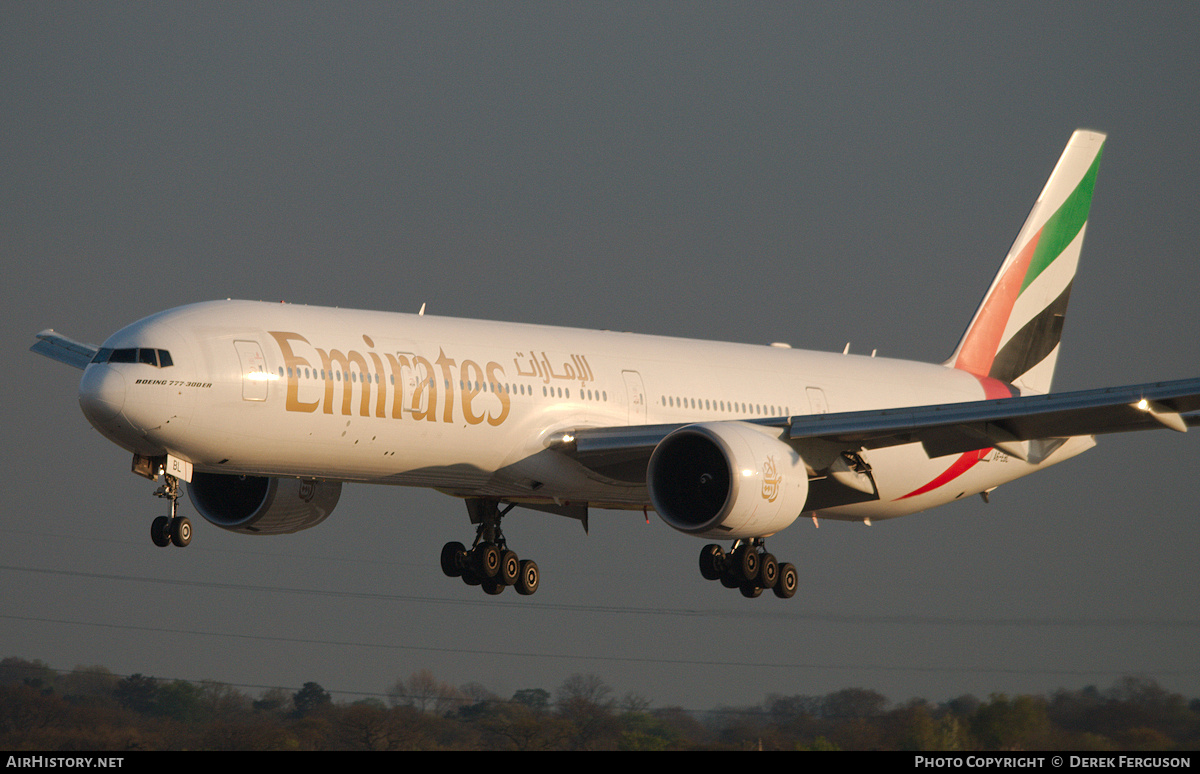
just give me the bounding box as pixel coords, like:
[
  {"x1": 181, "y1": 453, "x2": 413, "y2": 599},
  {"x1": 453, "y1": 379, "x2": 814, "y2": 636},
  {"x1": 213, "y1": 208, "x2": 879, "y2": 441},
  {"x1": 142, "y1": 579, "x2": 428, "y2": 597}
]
[{"x1": 77, "y1": 300, "x2": 1093, "y2": 525}]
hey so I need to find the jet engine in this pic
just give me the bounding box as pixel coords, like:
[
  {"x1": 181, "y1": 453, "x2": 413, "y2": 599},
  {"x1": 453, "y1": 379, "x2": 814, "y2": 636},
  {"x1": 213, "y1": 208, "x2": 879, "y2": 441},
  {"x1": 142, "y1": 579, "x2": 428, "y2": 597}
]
[
  {"x1": 647, "y1": 422, "x2": 809, "y2": 539},
  {"x1": 187, "y1": 472, "x2": 341, "y2": 535}
]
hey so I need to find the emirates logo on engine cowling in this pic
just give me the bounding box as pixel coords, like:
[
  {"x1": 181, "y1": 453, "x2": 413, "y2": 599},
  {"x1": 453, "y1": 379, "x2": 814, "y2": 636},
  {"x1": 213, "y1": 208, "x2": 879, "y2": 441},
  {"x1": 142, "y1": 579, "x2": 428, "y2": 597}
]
[
  {"x1": 298, "y1": 480, "x2": 316, "y2": 503},
  {"x1": 761, "y1": 455, "x2": 782, "y2": 502}
]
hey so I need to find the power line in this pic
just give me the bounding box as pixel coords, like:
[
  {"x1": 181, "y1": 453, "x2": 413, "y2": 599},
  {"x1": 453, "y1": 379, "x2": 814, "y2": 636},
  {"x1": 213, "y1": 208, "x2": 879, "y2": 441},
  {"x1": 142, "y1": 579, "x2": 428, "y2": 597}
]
[
  {"x1": 2, "y1": 563, "x2": 1199, "y2": 629},
  {"x1": 5, "y1": 612, "x2": 1197, "y2": 680}
]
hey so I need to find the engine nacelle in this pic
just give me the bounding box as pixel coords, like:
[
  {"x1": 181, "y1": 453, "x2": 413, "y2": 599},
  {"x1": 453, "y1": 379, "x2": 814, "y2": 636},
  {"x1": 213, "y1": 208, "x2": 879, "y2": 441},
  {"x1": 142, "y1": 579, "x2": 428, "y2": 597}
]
[
  {"x1": 187, "y1": 472, "x2": 341, "y2": 535},
  {"x1": 647, "y1": 422, "x2": 809, "y2": 539}
]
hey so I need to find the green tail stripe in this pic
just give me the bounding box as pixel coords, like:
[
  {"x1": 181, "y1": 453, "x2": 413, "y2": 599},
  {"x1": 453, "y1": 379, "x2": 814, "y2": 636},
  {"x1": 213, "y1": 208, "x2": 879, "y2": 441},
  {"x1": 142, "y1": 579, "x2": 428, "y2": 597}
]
[{"x1": 1020, "y1": 146, "x2": 1104, "y2": 294}]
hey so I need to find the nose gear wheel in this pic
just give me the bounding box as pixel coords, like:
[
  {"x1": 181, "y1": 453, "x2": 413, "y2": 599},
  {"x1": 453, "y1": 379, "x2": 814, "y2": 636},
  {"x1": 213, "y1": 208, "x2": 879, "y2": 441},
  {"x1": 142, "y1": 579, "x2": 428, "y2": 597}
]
[{"x1": 149, "y1": 472, "x2": 192, "y2": 548}]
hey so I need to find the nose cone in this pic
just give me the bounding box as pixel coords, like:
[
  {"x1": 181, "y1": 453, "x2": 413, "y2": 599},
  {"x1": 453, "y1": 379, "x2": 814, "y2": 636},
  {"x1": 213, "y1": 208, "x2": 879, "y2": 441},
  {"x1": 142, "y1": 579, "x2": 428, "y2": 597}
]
[{"x1": 79, "y1": 364, "x2": 126, "y2": 425}]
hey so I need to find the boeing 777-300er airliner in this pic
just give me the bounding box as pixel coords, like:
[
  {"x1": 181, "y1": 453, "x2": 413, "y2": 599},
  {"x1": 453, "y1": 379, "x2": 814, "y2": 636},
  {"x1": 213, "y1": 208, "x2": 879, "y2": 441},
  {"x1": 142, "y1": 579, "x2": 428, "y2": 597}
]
[{"x1": 31, "y1": 130, "x2": 1200, "y2": 599}]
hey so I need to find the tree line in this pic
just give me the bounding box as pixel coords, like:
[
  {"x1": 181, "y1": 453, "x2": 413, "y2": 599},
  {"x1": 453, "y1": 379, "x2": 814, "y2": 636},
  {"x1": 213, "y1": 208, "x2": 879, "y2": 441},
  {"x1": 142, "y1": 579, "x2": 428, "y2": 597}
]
[{"x1": 1, "y1": 657, "x2": 1198, "y2": 750}]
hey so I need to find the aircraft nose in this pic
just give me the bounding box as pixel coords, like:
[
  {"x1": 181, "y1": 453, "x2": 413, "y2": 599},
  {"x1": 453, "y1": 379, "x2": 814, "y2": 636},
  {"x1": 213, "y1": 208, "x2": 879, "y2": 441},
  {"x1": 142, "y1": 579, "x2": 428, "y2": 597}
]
[{"x1": 78, "y1": 364, "x2": 126, "y2": 425}]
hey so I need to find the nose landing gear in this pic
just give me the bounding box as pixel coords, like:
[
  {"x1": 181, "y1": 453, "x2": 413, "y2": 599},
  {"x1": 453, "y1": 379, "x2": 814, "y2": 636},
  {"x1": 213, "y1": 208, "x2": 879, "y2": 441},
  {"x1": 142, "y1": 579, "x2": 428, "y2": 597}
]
[{"x1": 149, "y1": 473, "x2": 192, "y2": 548}]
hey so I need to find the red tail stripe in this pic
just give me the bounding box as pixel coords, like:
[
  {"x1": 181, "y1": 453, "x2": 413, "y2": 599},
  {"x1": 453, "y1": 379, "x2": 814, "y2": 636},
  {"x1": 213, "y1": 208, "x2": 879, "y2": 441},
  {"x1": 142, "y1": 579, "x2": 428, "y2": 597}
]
[{"x1": 953, "y1": 227, "x2": 1042, "y2": 377}]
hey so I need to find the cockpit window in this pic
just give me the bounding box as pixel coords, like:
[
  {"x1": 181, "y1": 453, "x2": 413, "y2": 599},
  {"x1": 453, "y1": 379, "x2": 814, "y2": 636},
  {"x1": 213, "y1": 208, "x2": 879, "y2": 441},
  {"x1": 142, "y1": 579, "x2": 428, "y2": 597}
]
[
  {"x1": 108, "y1": 348, "x2": 137, "y2": 363},
  {"x1": 91, "y1": 347, "x2": 173, "y2": 367}
]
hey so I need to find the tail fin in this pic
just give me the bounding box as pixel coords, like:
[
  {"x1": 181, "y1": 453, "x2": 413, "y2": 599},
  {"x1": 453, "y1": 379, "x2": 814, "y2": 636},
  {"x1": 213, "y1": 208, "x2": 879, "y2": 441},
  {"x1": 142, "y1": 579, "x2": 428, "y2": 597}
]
[{"x1": 946, "y1": 130, "x2": 1105, "y2": 394}]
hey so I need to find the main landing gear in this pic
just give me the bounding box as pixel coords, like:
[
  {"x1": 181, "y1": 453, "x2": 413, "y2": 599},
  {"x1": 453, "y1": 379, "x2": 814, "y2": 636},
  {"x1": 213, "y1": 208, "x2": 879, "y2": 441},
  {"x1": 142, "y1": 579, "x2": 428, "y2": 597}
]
[
  {"x1": 698, "y1": 540, "x2": 797, "y2": 599},
  {"x1": 149, "y1": 474, "x2": 192, "y2": 548},
  {"x1": 441, "y1": 499, "x2": 540, "y2": 596}
]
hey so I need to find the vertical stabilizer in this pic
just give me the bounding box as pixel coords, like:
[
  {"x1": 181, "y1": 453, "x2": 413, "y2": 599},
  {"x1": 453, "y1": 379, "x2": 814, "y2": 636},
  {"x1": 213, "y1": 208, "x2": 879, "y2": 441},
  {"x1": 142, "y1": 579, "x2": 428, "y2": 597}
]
[{"x1": 946, "y1": 130, "x2": 1105, "y2": 394}]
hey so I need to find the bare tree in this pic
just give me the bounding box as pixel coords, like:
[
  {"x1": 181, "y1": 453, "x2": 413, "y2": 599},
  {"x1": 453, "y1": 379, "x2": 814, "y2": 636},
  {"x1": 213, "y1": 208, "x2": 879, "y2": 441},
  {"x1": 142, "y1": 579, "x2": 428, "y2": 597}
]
[
  {"x1": 389, "y1": 669, "x2": 464, "y2": 715},
  {"x1": 556, "y1": 673, "x2": 618, "y2": 750}
]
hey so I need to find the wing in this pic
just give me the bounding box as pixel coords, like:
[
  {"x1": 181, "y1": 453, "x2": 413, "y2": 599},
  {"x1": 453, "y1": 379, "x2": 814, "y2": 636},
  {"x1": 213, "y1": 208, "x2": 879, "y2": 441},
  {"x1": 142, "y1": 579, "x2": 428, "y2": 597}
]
[
  {"x1": 784, "y1": 377, "x2": 1200, "y2": 460},
  {"x1": 30, "y1": 329, "x2": 99, "y2": 370},
  {"x1": 552, "y1": 377, "x2": 1200, "y2": 483}
]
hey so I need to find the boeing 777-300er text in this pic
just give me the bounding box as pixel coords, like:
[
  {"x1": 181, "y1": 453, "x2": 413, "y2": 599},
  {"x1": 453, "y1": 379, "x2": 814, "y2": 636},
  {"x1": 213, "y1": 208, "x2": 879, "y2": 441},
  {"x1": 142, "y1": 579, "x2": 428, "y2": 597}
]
[{"x1": 31, "y1": 130, "x2": 1200, "y2": 598}]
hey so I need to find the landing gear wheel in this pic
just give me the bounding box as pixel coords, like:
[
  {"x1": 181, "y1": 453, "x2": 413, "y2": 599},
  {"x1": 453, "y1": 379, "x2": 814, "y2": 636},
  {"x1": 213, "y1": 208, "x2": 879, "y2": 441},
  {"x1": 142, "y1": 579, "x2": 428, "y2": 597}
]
[
  {"x1": 773, "y1": 562, "x2": 798, "y2": 599},
  {"x1": 474, "y1": 543, "x2": 501, "y2": 578},
  {"x1": 740, "y1": 583, "x2": 763, "y2": 599},
  {"x1": 733, "y1": 545, "x2": 759, "y2": 582},
  {"x1": 516, "y1": 559, "x2": 539, "y2": 596},
  {"x1": 758, "y1": 553, "x2": 778, "y2": 590},
  {"x1": 699, "y1": 544, "x2": 724, "y2": 580},
  {"x1": 151, "y1": 516, "x2": 171, "y2": 548},
  {"x1": 482, "y1": 577, "x2": 506, "y2": 595},
  {"x1": 719, "y1": 567, "x2": 742, "y2": 589},
  {"x1": 499, "y1": 550, "x2": 520, "y2": 586},
  {"x1": 170, "y1": 517, "x2": 192, "y2": 547},
  {"x1": 441, "y1": 541, "x2": 467, "y2": 577}
]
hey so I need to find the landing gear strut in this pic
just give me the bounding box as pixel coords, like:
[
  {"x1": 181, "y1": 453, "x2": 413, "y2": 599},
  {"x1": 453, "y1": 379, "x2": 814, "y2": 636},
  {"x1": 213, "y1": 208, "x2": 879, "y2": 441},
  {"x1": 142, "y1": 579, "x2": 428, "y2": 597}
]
[
  {"x1": 441, "y1": 499, "x2": 540, "y2": 596},
  {"x1": 149, "y1": 473, "x2": 192, "y2": 548},
  {"x1": 699, "y1": 540, "x2": 797, "y2": 599}
]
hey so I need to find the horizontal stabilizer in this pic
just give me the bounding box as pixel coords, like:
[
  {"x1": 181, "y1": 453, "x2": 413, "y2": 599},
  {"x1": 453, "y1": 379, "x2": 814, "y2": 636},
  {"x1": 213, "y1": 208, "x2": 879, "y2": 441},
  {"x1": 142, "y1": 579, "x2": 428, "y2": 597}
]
[{"x1": 30, "y1": 329, "x2": 98, "y2": 370}]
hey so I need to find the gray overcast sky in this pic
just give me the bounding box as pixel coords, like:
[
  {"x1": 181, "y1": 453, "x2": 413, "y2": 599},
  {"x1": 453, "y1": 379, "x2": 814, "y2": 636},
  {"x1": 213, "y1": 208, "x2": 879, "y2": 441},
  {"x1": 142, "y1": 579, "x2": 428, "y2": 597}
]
[{"x1": 5, "y1": 3, "x2": 1200, "y2": 711}]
